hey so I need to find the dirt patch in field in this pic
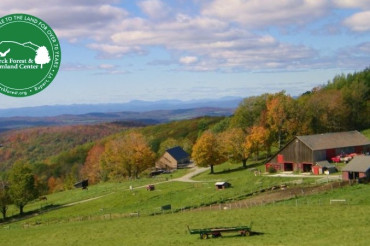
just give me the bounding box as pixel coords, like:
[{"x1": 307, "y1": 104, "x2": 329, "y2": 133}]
[
  {"x1": 240, "y1": 181, "x2": 348, "y2": 204},
  {"x1": 193, "y1": 181, "x2": 349, "y2": 211}
]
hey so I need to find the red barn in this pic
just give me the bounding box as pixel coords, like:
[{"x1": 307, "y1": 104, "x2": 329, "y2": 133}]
[{"x1": 266, "y1": 131, "x2": 370, "y2": 173}]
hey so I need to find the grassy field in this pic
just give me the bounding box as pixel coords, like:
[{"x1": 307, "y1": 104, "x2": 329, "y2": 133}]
[
  {"x1": 1, "y1": 185, "x2": 370, "y2": 246},
  {"x1": 1, "y1": 161, "x2": 370, "y2": 245},
  {"x1": 5, "y1": 162, "x2": 312, "y2": 222}
]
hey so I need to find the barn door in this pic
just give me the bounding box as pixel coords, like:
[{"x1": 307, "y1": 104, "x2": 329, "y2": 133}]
[{"x1": 326, "y1": 149, "x2": 336, "y2": 160}]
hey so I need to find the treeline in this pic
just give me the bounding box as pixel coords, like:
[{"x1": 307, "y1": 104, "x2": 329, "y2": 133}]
[{"x1": 1, "y1": 68, "x2": 369, "y2": 219}]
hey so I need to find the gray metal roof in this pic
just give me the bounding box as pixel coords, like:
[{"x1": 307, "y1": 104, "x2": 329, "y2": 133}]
[
  {"x1": 342, "y1": 155, "x2": 370, "y2": 172},
  {"x1": 166, "y1": 146, "x2": 189, "y2": 161},
  {"x1": 316, "y1": 160, "x2": 335, "y2": 168},
  {"x1": 297, "y1": 131, "x2": 370, "y2": 151}
]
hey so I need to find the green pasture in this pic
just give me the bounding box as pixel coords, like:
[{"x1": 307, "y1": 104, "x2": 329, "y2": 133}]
[
  {"x1": 5, "y1": 168, "x2": 189, "y2": 218},
  {"x1": 1, "y1": 161, "x2": 370, "y2": 245},
  {"x1": 6, "y1": 162, "x2": 314, "y2": 223},
  {"x1": 1, "y1": 186, "x2": 370, "y2": 246}
]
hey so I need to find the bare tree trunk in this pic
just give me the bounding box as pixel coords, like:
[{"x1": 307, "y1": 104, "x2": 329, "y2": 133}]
[
  {"x1": 1, "y1": 206, "x2": 7, "y2": 220},
  {"x1": 19, "y1": 205, "x2": 24, "y2": 216}
]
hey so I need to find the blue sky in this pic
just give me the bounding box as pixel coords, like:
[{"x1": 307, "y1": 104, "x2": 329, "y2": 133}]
[{"x1": 1, "y1": 0, "x2": 370, "y2": 109}]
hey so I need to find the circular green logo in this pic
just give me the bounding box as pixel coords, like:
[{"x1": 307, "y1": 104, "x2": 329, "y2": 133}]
[{"x1": 0, "y1": 14, "x2": 61, "y2": 97}]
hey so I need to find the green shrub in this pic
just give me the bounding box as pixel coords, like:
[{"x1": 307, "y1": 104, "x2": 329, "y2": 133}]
[{"x1": 268, "y1": 166, "x2": 277, "y2": 174}]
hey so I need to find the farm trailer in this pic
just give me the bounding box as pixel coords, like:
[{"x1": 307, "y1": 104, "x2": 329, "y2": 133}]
[{"x1": 187, "y1": 223, "x2": 252, "y2": 239}]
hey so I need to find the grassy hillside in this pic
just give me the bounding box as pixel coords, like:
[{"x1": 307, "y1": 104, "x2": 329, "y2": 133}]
[
  {"x1": 1, "y1": 164, "x2": 370, "y2": 245},
  {"x1": 2, "y1": 199, "x2": 369, "y2": 246}
]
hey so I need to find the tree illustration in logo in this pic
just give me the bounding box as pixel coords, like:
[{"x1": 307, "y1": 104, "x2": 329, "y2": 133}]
[{"x1": 35, "y1": 46, "x2": 50, "y2": 68}]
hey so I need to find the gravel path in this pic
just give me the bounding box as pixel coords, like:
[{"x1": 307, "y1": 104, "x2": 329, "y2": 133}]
[{"x1": 173, "y1": 166, "x2": 209, "y2": 182}]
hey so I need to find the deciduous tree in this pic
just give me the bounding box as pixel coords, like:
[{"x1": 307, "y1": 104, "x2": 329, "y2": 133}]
[
  {"x1": 101, "y1": 132, "x2": 155, "y2": 180},
  {"x1": 230, "y1": 94, "x2": 268, "y2": 129},
  {"x1": 0, "y1": 180, "x2": 11, "y2": 220},
  {"x1": 245, "y1": 126, "x2": 270, "y2": 160},
  {"x1": 192, "y1": 131, "x2": 227, "y2": 174},
  {"x1": 220, "y1": 128, "x2": 250, "y2": 168},
  {"x1": 80, "y1": 144, "x2": 105, "y2": 184},
  {"x1": 8, "y1": 162, "x2": 38, "y2": 215},
  {"x1": 265, "y1": 92, "x2": 295, "y2": 149}
]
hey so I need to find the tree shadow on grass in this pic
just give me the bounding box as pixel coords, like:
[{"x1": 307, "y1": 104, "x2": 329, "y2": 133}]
[{"x1": 0, "y1": 203, "x2": 62, "y2": 225}]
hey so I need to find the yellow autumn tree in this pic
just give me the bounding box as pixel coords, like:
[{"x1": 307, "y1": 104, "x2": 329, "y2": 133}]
[
  {"x1": 245, "y1": 126, "x2": 270, "y2": 160},
  {"x1": 101, "y1": 132, "x2": 155, "y2": 180},
  {"x1": 220, "y1": 128, "x2": 250, "y2": 168},
  {"x1": 192, "y1": 131, "x2": 227, "y2": 174}
]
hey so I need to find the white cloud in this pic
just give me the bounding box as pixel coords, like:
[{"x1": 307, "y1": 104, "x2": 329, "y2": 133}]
[
  {"x1": 202, "y1": 0, "x2": 330, "y2": 28},
  {"x1": 1, "y1": 0, "x2": 367, "y2": 72},
  {"x1": 343, "y1": 11, "x2": 370, "y2": 31},
  {"x1": 179, "y1": 56, "x2": 198, "y2": 64},
  {"x1": 0, "y1": 1, "x2": 128, "y2": 41},
  {"x1": 107, "y1": 15, "x2": 317, "y2": 71},
  {"x1": 332, "y1": 0, "x2": 370, "y2": 32},
  {"x1": 332, "y1": 0, "x2": 370, "y2": 9},
  {"x1": 138, "y1": 0, "x2": 171, "y2": 20}
]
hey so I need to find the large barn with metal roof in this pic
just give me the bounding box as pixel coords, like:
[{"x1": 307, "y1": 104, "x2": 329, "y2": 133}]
[{"x1": 265, "y1": 131, "x2": 370, "y2": 173}]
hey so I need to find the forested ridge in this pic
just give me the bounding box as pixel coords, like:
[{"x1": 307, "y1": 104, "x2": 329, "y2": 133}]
[{"x1": 0, "y1": 123, "x2": 139, "y2": 171}]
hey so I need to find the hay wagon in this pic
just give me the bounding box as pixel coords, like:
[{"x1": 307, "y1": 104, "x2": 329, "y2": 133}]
[{"x1": 187, "y1": 223, "x2": 252, "y2": 239}]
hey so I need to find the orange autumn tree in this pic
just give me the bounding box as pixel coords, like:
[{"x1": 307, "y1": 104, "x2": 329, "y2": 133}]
[
  {"x1": 192, "y1": 131, "x2": 227, "y2": 174},
  {"x1": 80, "y1": 144, "x2": 105, "y2": 184},
  {"x1": 101, "y1": 132, "x2": 155, "y2": 180},
  {"x1": 245, "y1": 126, "x2": 270, "y2": 160},
  {"x1": 221, "y1": 128, "x2": 250, "y2": 168},
  {"x1": 265, "y1": 92, "x2": 295, "y2": 149}
]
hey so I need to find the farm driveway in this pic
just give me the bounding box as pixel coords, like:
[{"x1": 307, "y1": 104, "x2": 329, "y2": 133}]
[{"x1": 173, "y1": 166, "x2": 209, "y2": 182}]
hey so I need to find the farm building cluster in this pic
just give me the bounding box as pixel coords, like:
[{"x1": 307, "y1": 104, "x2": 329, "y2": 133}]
[
  {"x1": 152, "y1": 132, "x2": 370, "y2": 183},
  {"x1": 265, "y1": 131, "x2": 370, "y2": 180}
]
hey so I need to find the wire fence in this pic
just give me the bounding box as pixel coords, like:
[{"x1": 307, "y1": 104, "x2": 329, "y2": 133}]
[{"x1": 1, "y1": 181, "x2": 351, "y2": 231}]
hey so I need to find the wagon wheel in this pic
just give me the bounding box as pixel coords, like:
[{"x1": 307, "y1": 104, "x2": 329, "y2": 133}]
[
  {"x1": 200, "y1": 233, "x2": 208, "y2": 239},
  {"x1": 241, "y1": 230, "x2": 250, "y2": 236}
]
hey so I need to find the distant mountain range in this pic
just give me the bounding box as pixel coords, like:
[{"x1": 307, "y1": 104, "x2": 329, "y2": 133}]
[
  {"x1": 0, "y1": 97, "x2": 242, "y2": 117},
  {"x1": 0, "y1": 97, "x2": 242, "y2": 132}
]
